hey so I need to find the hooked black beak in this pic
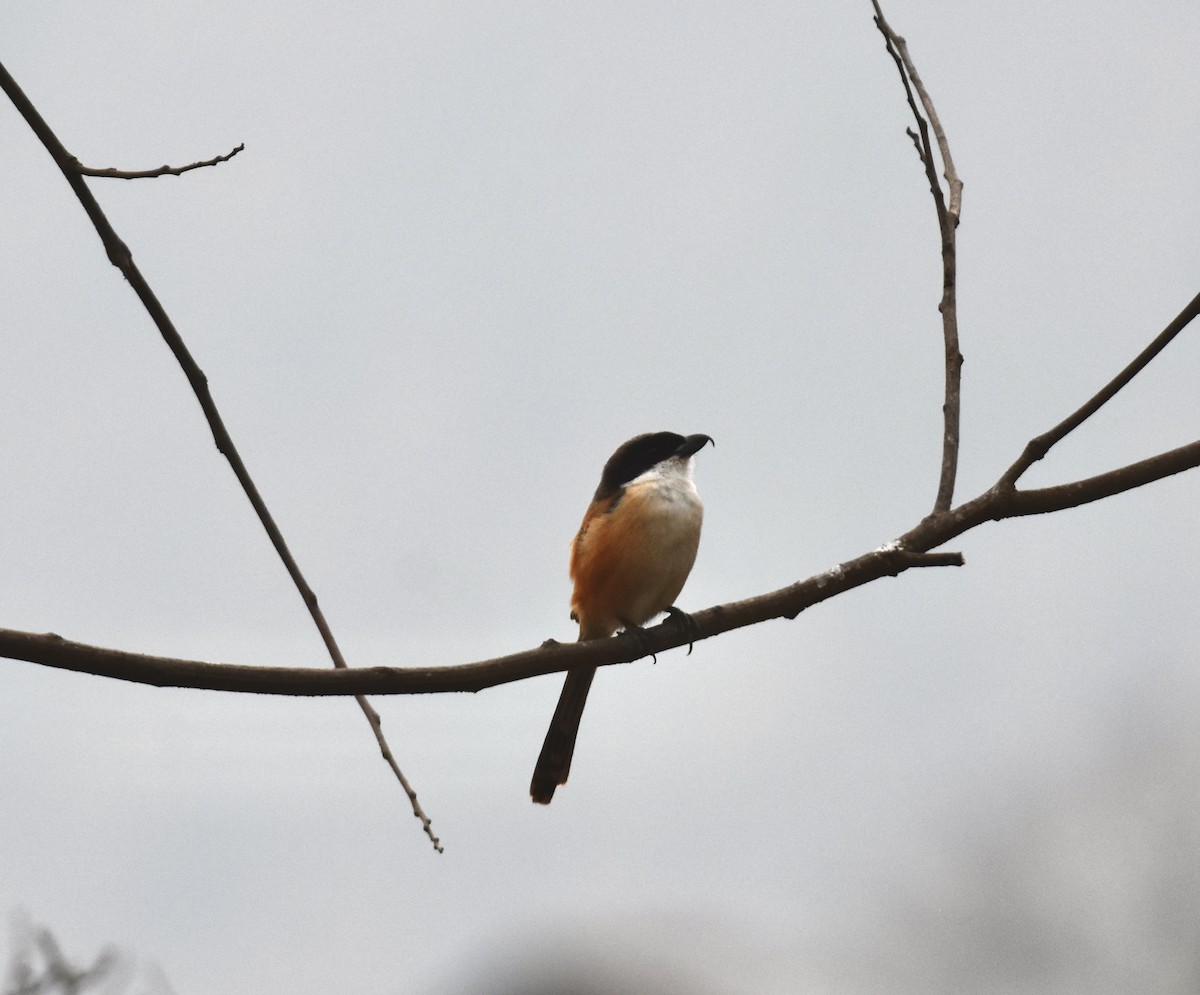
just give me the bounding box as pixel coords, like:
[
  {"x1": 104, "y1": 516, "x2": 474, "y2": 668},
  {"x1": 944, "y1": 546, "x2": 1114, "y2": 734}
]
[{"x1": 675, "y1": 433, "x2": 714, "y2": 458}]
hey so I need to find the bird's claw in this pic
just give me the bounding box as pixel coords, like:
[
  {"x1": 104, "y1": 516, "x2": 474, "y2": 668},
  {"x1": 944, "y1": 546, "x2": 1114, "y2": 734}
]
[
  {"x1": 619, "y1": 622, "x2": 656, "y2": 664},
  {"x1": 664, "y1": 606, "x2": 700, "y2": 655}
]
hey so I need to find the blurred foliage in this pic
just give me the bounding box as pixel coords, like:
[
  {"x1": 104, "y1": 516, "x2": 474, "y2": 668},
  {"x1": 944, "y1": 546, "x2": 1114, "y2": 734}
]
[{"x1": 3, "y1": 919, "x2": 172, "y2": 995}]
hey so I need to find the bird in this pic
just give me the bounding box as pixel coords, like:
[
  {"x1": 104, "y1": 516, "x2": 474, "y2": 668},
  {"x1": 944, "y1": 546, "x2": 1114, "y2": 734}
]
[{"x1": 530, "y1": 431, "x2": 713, "y2": 804}]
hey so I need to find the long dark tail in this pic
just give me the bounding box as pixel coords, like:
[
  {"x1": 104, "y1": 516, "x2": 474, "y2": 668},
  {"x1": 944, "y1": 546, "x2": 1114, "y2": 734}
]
[{"x1": 530, "y1": 666, "x2": 597, "y2": 804}]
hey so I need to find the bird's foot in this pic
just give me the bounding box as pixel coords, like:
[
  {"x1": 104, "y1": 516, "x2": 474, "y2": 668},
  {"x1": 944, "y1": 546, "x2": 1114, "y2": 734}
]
[
  {"x1": 664, "y1": 606, "x2": 700, "y2": 655},
  {"x1": 619, "y1": 622, "x2": 656, "y2": 664}
]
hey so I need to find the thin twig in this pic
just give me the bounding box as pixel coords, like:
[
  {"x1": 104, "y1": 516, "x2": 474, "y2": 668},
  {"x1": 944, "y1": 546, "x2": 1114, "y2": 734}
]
[
  {"x1": 876, "y1": 15, "x2": 963, "y2": 222},
  {"x1": 73, "y1": 143, "x2": 245, "y2": 179},
  {"x1": 0, "y1": 60, "x2": 441, "y2": 852},
  {"x1": 1000, "y1": 289, "x2": 1200, "y2": 488},
  {"x1": 872, "y1": 0, "x2": 962, "y2": 515}
]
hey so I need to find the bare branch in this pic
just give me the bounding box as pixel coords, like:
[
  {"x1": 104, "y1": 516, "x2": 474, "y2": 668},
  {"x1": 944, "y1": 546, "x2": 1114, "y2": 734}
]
[
  {"x1": 1000, "y1": 289, "x2": 1200, "y2": 488},
  {"x1": 12, "y1": 421, "x2": 1200, "y2": 696},
  {"x1": 6, "y1": 418, "x2": 1193, "y2": 693},
  {"x1": 872, "y1": 0, "x2": 962, "y2": 515},
  {"x1": 355, "y1": 696, "x2": 441, "y2": 850},
  {"x1": 0, "y1": 60, "x2": 440, "y2": 852},
  {"x1": 1, "y1": 543, "x2": 968, "y2": 696},
  {"x1": 72, "y1": 143, "x2": 245, "y2": 179},
  {"x1": 13, "y1": 271, "x2": 1198, "y2": 700},
  {"x1": 873, "y1": 6, "x2": 962, "y2": 221},
  {"x1": 4, "y1": 10, "x2": 1197, "y2": 836},
  {"x1": 1008, "y1": 439, "x2": 1200, "y2": 516}
]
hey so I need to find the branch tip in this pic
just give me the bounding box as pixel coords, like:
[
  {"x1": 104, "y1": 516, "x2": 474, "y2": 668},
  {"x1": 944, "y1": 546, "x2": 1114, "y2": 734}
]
[{"x1": 76, "y1": 143, "x2": 245, "y2": 180}]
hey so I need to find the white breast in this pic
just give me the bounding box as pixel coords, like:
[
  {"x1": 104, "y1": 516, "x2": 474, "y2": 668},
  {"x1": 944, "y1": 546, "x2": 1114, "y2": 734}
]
[{"x1": 619, "y1": 456, "x2": 704, "y2": 622}]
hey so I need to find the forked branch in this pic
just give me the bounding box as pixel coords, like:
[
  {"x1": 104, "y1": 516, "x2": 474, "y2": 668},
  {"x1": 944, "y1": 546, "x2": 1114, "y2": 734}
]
[
  {"x1": 2, "y1": 6, "x2": 1198, "y2": 834},
  {"x1": 873, "y1": 0, "x2": 962, "y2": 515},
  {"x1": 5, "y1": 426, "x2": 1200, "y2": 695},
  {"x1": 0, "y1": 61, "x2": 440, "y2": 853},
  {"x1": 2, "y1": 408, "x2": 1197, "y2": 691}
]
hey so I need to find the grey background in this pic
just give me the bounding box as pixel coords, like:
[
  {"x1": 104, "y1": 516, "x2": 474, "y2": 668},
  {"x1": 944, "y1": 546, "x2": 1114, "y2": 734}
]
[{"x1": 3, "y1": 2, "x2": 1199, "y2": 992}]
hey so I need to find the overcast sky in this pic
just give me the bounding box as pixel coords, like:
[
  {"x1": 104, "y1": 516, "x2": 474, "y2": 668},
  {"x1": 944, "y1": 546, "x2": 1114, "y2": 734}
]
[{"x1": 3, "y1": 2, "x2": 1200, "y2": 993}]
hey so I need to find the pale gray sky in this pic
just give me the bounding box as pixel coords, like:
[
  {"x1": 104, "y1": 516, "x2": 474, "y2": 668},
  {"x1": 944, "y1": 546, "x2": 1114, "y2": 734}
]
[{"x1": 3, "y1": 2, "x2": 1200, "y2": 993}]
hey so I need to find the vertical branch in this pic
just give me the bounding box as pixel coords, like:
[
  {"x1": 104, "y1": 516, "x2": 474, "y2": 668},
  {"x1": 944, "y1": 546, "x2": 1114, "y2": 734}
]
[
  {"x1": 0, "y1": 60, "x2": 441, "y2": 852},
  {"x1": 872, "y1": 1, "x2": 963, "y2": 514}
]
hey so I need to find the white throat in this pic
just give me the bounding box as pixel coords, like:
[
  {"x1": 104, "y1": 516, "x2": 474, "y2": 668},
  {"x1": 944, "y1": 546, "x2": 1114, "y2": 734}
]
[{"x1": 629, "y1": 455, "x2": 696, "y2": 489}]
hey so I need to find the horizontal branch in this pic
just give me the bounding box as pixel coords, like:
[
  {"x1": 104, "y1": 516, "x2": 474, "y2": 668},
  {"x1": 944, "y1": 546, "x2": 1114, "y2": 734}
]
[
  {"x1": 5, "y1": 426, "x2": 1198, "y2": 697},
  {"x1": 3, "y1": 542, "x2": 962, "y2": 696},
  {"x1": 72, "y1": 143, "x2": 245, "y2": 179}
]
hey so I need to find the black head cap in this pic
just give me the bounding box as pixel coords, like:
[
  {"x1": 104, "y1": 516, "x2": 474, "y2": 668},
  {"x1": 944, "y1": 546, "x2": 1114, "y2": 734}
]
[{"x1": 594, "y1": 432, "x2": 713, "y2": 501}]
